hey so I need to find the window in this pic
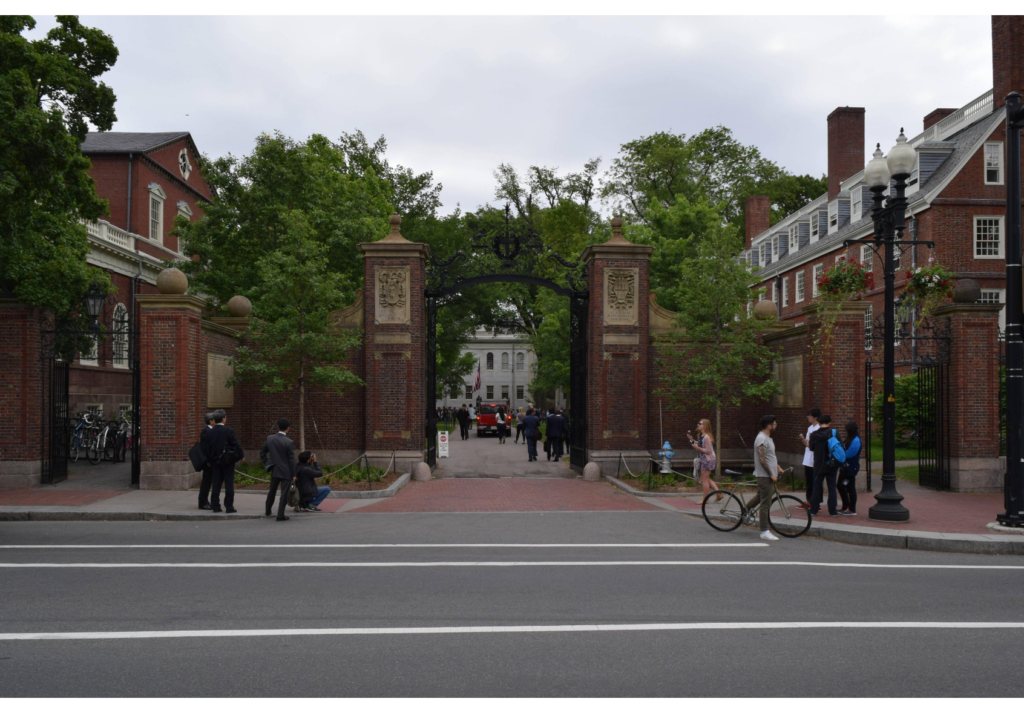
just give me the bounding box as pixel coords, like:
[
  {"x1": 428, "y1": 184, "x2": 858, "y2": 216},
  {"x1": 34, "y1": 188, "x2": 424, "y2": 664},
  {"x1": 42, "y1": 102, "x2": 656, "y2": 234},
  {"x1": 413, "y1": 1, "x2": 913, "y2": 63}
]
[
  {"x1": 516, "y1": 352, "x2": 525, "y2": 371},
  {"x1": 501, "y1": 352, "x2": 509, "y2": 371},
  {"x1": 810, "y1": 214, "x2": 819, "y2": 242},
  {"x1": 465, "y1": 384, "x2": 473, "y2": 399},
  {"x1": 118, "y1": 404, "x2": 132, "y2": 419},
  {"x1": 782, "y1": 277, "x2": 789, "y2": 308},
  {"x1": 112, "y1": 303, "x2": 129, "y2": 369},
  {"x1": 828, "y1": 202, "x2": 838, "y2": 231},
  {"x1": 148, "y1": 183, "x2": 166, "y2": 243},
  {"x1": 85, "y1": 403, "x2": 103, "y2": 417},
  {"x1": 984, "y1": 142, "x2": 1003, "y2": 185},
  {"x1": 852, "y1": 189, "x2": 862, "y2": 219},
  {"x1": 795, "y1": 271, "x2": 805, "y2": 303},
  {"x1": 80, "y1": 336, "x2": 98, "y2": 366},
  {"x1": 975, "y1": 216, "x2": 1003, "y2": 258},
  {"x1": 450, "y1": 385, "x2": 459, "y2": 399},
  {"x1": 980, "y1": 289, "x2": 1006, "y2": 332},
  {"x1": 861, "y1": 244, "x2": 873, "y2": 271},
  {"x1": 772, "y1": 236, "x2": 779, "y2": 261},
  {"x1": 836, "y1": 252, "x2": 847, "y2": 264},
  {"x1": 501, "y1": 385, "x2": 509, "y2": 400},
  {"x1": 747, "y1": 300, "x2": 753, "y2": 317},
  {"x1": 486, "y1": 385, "x2": 494, "y2": 399},
  {"x1": 908, "y1": 156, "x2": 919, "y2": 186},
  {"x1": 486, "y1": 352, "x2": 494, "y2": 370},
  {"x1": 812, "y1": 264, "x2": 823, "y2": 297},
  {"x1": 177, "y1": 200, "x2": 193, "y2": 220},
  {"x1": 517, "y1": 385, "x2": 525, "y2": 400},
  {"x1": 761, "y1": 243, "x2": 769, "y2": 265},
  {"x1": 864, "y1": 304, "x2": 873, "y2": 350},
  {"x1": 789, "y1": 226, "x2": 799, "y2": 252}
]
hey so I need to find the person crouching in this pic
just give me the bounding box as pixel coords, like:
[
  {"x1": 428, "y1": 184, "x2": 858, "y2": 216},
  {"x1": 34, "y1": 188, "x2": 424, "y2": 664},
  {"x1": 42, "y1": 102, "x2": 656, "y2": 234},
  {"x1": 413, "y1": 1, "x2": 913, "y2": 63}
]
[{"x1": 296, "y1": 451, "x2": 330, "y2": 512}]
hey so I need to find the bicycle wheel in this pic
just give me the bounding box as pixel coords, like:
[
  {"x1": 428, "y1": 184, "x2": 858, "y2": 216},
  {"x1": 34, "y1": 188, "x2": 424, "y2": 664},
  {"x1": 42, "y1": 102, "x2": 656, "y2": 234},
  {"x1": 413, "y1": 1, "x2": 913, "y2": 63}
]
[
  {"x1": 88, "y1": 439, "x2": 102, "y2": 465},
  {"x1": 768, "y1": 494, "x2": 812, "y2": 538},
  {"x1": 702, "y1": 490, "x2": 744, "y2": 532},
  {"x1": 70, "y1": 436, "x2": 80, "y2": 463}
]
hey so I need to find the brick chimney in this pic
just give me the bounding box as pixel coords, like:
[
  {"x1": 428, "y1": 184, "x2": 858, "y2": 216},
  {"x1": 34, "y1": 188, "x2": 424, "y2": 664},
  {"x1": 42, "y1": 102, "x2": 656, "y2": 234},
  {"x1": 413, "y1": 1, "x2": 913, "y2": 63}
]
[
  {"x1": 827, "y1": 107, "x2": 865, "y2": 199},
  {"x1": 993, "y1": 15, "x2": 1024, "y2": 109},
  {"x1": 923, "y1": 108, "x2": 957, "y2": 131},
  {"x1": 744, "y1": 195, "x2": 770, "y2": 249}
]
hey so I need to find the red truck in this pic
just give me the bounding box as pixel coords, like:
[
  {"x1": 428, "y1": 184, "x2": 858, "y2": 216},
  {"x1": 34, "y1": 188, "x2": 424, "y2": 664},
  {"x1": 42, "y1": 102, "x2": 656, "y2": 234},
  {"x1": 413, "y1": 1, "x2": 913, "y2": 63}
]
[{"x1": 475, "y1": 402, "x2": 508, "y2": 437}]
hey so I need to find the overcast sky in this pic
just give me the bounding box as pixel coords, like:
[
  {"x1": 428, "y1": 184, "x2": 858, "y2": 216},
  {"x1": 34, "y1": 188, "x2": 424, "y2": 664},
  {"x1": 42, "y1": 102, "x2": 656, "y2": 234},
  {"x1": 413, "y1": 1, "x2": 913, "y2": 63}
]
[{"x1": 28, "y1": 14, "x2": 993, "y2": 215}]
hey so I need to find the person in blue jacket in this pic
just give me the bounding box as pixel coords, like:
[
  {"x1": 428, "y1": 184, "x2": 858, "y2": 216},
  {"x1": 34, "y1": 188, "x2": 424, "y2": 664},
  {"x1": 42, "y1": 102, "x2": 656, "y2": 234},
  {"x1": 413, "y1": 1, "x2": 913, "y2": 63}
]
[{"x1": 838, "y1": 421, "x2": 861, "y2": 515}]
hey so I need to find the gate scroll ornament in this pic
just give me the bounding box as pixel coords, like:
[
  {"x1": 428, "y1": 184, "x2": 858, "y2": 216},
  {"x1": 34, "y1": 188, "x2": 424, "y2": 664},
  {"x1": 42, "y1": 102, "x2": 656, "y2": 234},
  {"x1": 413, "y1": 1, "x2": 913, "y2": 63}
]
[{"x1": 423, "y1": 202, "x2": 590, "y2": 469}]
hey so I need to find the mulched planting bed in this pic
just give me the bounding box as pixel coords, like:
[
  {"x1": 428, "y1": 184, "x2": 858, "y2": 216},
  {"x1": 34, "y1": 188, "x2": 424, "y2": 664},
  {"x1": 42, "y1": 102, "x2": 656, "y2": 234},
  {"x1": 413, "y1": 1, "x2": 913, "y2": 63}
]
[{"x1": 235, "y1": 471, "x2": 404, "y2": 492}]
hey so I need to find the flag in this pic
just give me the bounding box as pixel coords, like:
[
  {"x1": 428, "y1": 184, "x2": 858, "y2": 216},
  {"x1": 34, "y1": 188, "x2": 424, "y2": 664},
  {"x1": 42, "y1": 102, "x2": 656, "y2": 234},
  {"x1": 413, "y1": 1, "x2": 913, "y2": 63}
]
[{"x1": 473, "y1": 362, "x2": 481, "y2": 393}]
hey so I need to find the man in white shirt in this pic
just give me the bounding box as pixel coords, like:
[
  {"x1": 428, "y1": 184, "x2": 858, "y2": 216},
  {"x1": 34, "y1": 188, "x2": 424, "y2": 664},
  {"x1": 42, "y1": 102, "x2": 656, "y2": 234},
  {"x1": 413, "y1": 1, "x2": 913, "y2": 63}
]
[
  {"x1": 799, "y1": 409, "x2": 821, "y2": 508},
  {"x1": 750, "y1": 415, "x2": 785, "y2": 541}
]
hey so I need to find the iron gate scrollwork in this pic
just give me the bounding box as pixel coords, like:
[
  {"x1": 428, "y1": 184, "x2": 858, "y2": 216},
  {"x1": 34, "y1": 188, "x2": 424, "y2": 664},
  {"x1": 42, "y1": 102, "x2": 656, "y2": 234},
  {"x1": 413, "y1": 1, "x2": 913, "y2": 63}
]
[
  {"x1": 863, "y1": 314, "x2": 951, "y2": 490},
  {"x1": 424, "y1": 203, "x2": 589, "y2": 470}
]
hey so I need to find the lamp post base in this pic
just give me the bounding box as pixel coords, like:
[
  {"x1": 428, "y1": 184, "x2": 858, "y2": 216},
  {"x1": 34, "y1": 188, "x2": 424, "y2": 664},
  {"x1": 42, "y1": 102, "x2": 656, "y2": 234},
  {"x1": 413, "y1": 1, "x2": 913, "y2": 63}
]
[
  {"x1": 869, "y1": 474, "x2": 910, "y2": 522},
  {"x1": 996, "y1": 512, "x2": 1024, "y2": 528}
]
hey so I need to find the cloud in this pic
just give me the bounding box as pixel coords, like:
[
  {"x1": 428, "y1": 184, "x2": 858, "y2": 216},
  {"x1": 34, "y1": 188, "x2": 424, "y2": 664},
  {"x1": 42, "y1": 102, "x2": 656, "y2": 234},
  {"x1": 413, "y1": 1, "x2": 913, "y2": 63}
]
[{"x1": 25, "y1": 15, "x2": 992, "y2": 215}]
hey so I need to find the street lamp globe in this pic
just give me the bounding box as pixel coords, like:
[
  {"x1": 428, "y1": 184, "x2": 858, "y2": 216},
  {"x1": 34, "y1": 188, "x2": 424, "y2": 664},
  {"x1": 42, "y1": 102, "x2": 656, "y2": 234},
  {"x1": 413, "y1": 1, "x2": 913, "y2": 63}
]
[
  {"x1": 864, "y1": 143, "x2": 892, "y2": 189},
  {"x1": 886, "y1": 128, "x2": 917, "y2": 178},
  {"x1": 84, "y1": 284, "x2": 106, "y2": 322}
]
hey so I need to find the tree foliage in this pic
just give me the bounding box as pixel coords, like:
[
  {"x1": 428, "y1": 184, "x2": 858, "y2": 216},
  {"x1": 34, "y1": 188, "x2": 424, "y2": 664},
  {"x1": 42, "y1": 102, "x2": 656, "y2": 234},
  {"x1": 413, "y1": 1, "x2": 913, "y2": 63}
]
[{"x1": 0, "y1": 15, "x2": 117, "y2": 326}]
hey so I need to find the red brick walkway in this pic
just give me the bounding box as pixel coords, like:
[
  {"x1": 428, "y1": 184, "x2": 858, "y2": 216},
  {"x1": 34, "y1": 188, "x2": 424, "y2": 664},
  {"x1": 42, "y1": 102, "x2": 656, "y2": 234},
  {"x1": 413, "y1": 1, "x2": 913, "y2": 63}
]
[
  {"x1": 0, "y1": 489, "x2": 126, "y2": 507},
  {"x1": 353, "y1": 479, "x2": 659, "y2": 513}
]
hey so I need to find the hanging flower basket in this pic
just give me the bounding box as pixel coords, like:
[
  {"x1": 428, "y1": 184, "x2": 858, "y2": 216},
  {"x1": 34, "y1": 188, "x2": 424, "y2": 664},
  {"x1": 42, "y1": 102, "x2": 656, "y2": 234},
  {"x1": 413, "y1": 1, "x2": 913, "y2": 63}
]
[
  {"x1": 812, "y1": 260, "x2": 874, "y2": 360},
  {"x1": 902, "y1": 262, "x2": 955, "y2": 326}
]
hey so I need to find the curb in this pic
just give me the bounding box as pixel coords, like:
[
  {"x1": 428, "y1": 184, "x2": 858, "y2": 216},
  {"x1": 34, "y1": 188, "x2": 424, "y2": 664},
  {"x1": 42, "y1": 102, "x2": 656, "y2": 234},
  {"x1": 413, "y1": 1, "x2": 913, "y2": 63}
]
[
  {"x1": 0, "y1": 511, "x2": 265, "y2": 522},
  {"x1": 203, "y1": 473, "x2": 412, "y2": 501}
]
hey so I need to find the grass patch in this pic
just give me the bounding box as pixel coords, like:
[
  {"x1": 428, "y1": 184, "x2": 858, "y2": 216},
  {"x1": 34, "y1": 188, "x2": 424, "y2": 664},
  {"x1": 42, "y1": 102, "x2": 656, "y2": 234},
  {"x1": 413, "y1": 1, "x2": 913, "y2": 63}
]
[
  {"x1": 868, "y1": 443, "x2": 919, "y2": 462},
  {"x1": 234, "y1": 461, "x2": 394, "y2": 489},
  {"x1": 894, "y1": 465, "x2": 919, "y2": 483}
]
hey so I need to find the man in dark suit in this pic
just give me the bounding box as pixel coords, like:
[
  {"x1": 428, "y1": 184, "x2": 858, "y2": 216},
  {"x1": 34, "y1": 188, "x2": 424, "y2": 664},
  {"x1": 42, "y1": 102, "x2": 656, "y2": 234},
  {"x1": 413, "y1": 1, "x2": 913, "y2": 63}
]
[
  {"x1": 553, "y1": 409, "x2": 568, "y2": 461},
  {"x1": 203, "y1": 409, "x2": 243, "y2": 514},
  {"x1": 260, "y1": 418, "x2": 296, "y2": 521},
  {"x1": 545, "y1": 409, "x2": 562, "y2": 461},
  {"x1": 523, "y1": 408, "x2": 541, "y2": 462},
  {"x1": 197, "y1": 412, "x2": 215, "y2": 510},
  {"x1": 456, "y1": 404, "x2": 470, "y2": 441}
]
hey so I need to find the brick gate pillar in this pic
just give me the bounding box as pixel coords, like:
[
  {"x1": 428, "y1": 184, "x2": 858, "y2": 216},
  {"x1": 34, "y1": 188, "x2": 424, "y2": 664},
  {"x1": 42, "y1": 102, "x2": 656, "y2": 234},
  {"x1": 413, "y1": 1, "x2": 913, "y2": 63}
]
[
  {"x1": 0, "y1": 300, "x2": 43, "y2": 488},
  {"x1": 933, "y1": 302, "x2": 1002, "y2": 491},
  {"x1": 359, "y1": 215, "x2": 430, "y2": 473},
  {"x1": 580, "y1": 217, "x2": 653, "y2": 476},
  {"x1": 136, "y1": 270, "x2": 207, "y2": 490}
]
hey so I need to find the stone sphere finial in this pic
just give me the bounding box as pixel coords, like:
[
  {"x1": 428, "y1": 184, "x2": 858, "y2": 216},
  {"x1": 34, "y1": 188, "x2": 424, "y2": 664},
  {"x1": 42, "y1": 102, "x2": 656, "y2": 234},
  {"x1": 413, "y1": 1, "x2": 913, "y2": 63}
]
[
  {"x1": 389, "y1": 213, "x2": 402, "y2": 231},
  {"x1": 156, "y1": 267, "x2": 188, "y2": 295},
  {"x1": 953, "y1": 278, "x2": 981, "y2": 304},
  {"x1": 610, "y1": 216, "x2": 624, "y2": 234},
  {"x1": 226, "y1": 295, "x2": 253, "y2": 318},
  {"x1": 753, "y1": 299, "x2": 778, "y2": 319}
]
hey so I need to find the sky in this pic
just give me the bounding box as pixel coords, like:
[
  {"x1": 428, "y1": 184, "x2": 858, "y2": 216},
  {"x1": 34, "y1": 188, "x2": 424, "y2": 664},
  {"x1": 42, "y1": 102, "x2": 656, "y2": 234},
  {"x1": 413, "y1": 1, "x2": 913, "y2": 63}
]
[{"x1": 26, "y1": 14, "x2": 994, "y2": 216}]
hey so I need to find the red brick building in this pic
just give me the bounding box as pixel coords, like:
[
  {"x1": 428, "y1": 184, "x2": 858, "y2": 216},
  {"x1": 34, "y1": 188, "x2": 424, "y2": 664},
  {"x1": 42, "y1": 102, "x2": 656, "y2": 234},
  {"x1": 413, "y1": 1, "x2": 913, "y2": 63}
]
[
  {"x1": 73, "y1": 132, "x2": 213, "y2": 418},
  {"x1": 745, "y1": 16, "x2": 1023, "y2": 340}
]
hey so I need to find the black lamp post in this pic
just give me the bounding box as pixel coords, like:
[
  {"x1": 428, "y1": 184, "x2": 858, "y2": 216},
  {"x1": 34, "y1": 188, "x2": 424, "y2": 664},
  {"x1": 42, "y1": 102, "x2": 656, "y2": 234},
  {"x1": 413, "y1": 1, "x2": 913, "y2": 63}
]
[
  {"x1": 998, "y1": 91, "x2": 1024, "y2": 527},
  {"x1": 84, "y1": 284, "x2": 106, "y2": 327},
  {"x1": 845, "y1": 131, "x2": 934, "y2": 522}
]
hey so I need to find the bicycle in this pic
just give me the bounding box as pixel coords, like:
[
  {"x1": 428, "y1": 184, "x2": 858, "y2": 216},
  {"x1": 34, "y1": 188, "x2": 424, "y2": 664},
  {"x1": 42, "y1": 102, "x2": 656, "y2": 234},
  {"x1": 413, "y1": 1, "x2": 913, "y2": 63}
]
[
  {"x1": 701, "y1": 468, "x2": 812, "y2": 538},
  {"x1": 87, "y1": 419, "x2": 117, "y2": 465},
  {"x1": 68, "y1": 412, "x2": 94, "y2": 463}
]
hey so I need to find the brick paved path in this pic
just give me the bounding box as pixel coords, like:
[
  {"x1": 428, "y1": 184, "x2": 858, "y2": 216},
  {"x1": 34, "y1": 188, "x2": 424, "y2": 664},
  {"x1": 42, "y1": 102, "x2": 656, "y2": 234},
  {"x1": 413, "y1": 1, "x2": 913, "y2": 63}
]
[
  {"x1": 355, "y1": 478, "x2": 659, "y2": 513},
  {"x1": 0, "y1": 489, "x2": 126, "y2": 507}
]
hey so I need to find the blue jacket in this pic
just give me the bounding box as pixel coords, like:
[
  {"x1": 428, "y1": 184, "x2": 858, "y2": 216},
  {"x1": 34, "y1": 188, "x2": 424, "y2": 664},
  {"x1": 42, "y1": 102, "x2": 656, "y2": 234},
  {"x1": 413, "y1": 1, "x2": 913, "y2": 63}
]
[
  {"x1": 523, "y1": 414, "x2": 541, "y2": 438},
  {"x1": 843, "y1": 436, "x2": 862, "y2": 476}
]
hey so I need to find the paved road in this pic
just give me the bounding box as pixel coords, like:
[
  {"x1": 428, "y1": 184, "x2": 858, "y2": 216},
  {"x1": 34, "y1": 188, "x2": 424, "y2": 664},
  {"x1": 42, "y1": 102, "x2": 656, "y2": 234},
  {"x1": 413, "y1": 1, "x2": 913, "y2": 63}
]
[{"x1": 2, "y1": 510, "x2": 1023, "y2": 696}]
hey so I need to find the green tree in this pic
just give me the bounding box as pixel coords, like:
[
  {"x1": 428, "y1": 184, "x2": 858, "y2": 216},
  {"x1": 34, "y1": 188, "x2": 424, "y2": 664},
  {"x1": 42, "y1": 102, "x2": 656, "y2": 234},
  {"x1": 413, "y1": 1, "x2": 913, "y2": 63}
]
[
  {"x1": 231, "y1": 212, "x2": 363, "y2": 451},
  {"x1": 0, "y1": 15, "x2": 117, "y2": 330},
  {"x1": 656, "y1": 222, "x2": 779, "y2": 475},
  {"x1": 174, "y1": 132, "x2": 391, "y2": 310},
  {"x1": 870, "y1": 372, "x2": 923, "y2": 446}
]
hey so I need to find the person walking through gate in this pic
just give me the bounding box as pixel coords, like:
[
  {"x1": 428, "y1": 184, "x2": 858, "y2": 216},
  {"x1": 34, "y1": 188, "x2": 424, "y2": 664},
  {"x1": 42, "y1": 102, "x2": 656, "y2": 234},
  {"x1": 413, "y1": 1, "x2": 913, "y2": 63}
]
[
  {"x1": 203, "y1": 409, "x2": 243, "y2": 514},
  {"x1": 808, "y1": 414, "x2": 839, "y2": 517},
  {"x1": 515, "y1": 407, "x2": 526, "y2": 444},
  {"x1": 197, "y1": 412, "x2": 215, "y2": 510},
  {"x1": 688, "y1": 418, "x2": 721, "y2": 500},
  {"x1": 456, "y1": 404, "x2": 470, "y2": 441},
  {"x1": 798, "y1": 409, "x2": 821, "y2": 507},
  {"x1": 748, "y1": 415, "x2": 784, "y2": 541},
  {"x1": 552, "y1": 409, "x2": 567, "y2": 461},
  {"x1": 523, "y1": 407, "x2": 541, "y2": 462},
  {"x1": 260, "y1": 418, "x2": 296, "y2": 522},
  {"x1": 496, "y1": 407, "x2": 507, "y2": 444},
  {"x1": 838, "y1": 421, "x2": 861, "y2": 515}
]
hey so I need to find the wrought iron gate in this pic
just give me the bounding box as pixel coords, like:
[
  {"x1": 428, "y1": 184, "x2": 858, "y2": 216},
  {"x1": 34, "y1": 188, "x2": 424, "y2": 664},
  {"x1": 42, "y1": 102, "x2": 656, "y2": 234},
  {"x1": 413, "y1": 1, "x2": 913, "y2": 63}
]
[
  {"x1": 917, "y1": 362, "x2": 950, "y2": 489},
  {"x1": 425, "y1": 295, "x2": 438, "y2": 468},
  {"x1": 41, "y1": 359, "x2": 71, "y2": 485},
  {"x1": 568, "y1": 293, "x2": 588, "y2": 469}
]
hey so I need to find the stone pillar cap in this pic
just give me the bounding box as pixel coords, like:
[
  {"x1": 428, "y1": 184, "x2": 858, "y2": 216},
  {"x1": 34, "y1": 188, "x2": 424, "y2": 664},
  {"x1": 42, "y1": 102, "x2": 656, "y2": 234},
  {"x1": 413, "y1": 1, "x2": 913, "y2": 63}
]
[{"x1": 380, "y1": 213, "x2": 410, "y2": 243}]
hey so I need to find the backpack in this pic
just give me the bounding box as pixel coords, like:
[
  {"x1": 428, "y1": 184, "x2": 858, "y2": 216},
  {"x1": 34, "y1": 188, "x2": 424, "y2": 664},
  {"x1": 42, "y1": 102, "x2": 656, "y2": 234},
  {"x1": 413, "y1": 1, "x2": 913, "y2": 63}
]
[
  {"x1": 218, "y1": 442, "x2": 241, "y2": 467},
  {"x1": 827, "y1": 429, "x2": 847, "y2": 468}
]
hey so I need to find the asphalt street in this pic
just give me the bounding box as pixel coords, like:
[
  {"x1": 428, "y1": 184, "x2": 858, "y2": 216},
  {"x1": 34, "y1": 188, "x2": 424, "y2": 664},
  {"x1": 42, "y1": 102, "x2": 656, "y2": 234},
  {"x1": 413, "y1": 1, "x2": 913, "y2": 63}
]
[{"x1": 2, "y1": 510, "x2": 1023, "y2": 696}]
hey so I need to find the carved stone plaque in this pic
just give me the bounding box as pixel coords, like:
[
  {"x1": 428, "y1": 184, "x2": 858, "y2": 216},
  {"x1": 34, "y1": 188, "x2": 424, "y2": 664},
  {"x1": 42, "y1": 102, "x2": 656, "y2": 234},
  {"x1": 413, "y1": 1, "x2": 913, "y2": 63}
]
[
  {"x1": 207, "y1": 354, "x2": 234, "y2": 408},
  {"x1": 604, "y1": 268, "x2": 638, "y2": 326},
  {"x1": 772, "y1": 356, "x2": 803, "y2": 408},
  {"x1": 375, "y1": 266, "x2": 410, "y2": 324}
]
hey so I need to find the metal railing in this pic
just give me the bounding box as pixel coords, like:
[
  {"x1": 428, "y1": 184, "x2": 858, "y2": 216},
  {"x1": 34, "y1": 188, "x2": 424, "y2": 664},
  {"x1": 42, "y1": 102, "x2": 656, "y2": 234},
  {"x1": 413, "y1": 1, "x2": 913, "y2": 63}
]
[{"x1": 909, "y1": 89, "x2": 994, "y2": 147}]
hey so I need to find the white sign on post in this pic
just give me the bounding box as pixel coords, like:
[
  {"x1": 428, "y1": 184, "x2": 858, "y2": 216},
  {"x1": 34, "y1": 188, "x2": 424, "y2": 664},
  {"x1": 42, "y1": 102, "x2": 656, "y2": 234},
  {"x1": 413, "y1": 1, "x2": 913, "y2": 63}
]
[{"x1": 438, "y1": 431, "x2": 449, "y2": 458}]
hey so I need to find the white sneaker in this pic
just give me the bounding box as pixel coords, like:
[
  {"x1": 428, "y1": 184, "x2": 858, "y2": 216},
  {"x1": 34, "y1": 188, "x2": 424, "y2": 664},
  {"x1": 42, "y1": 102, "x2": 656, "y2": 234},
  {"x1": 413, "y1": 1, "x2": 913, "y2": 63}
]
[{"x1": 760, "y1": 531, "x2": 779, "y2": 541}]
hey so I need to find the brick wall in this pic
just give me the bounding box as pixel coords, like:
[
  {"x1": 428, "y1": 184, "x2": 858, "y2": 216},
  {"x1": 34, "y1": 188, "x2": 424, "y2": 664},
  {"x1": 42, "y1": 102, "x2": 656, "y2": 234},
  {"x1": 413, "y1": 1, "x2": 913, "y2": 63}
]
[{"x1": 0, "y1": 301, "x2": 42, "y2": 463}]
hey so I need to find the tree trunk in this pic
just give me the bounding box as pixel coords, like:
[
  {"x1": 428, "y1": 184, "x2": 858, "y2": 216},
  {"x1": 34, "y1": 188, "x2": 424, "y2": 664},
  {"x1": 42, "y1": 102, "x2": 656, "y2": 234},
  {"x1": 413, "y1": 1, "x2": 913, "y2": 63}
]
[
  {"x1": 714, "y1": 404, "x2": 722, "y2": 479},
  {"x1": 298, "y1": 370, "x2": 306, "y2": 452}
]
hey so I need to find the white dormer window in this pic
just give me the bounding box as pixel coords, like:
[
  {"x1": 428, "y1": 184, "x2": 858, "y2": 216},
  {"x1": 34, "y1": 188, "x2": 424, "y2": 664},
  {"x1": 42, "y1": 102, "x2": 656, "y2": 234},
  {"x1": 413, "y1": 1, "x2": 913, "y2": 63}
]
[
  {"x1": 828, "y1": 202, "x2": 838, "y2": 232},
  {"x1": 851, "y1": 189, "x2": 862, "y2": 220},
  {"x1": 148, "y1": 183, "x2": 166, "y2": 244},
  {"x1": 810, "y1": 214, "x2": 819, "y2": 242},
  {"x1": 985, "y1": 142, "x2": 1003, "y2": 185},
  {"x1": 789, "y1": 226, "x2": 799, "y2": 252},
  {"x1": 762, "y1": 243, "x2": 769, "y2": 265},
  {"x1": 772, "y1": 236, "x2": 779, "y2": 261},
  {"x1": 908, "y1": 156, "x2": 919, "y2": 186}
]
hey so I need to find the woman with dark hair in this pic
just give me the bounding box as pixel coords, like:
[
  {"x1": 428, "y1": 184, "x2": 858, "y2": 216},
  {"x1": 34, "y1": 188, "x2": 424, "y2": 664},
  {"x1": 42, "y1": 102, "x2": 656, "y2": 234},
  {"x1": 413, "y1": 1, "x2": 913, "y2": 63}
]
[{"x1": 838, "y1": 421, "x2": 861, "y2": 515}]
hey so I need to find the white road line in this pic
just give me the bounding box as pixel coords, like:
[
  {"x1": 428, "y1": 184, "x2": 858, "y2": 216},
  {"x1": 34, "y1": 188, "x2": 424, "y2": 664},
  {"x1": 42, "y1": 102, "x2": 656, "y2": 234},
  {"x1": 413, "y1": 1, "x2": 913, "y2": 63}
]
[
  {"x1": 2, "y1": 622, "x2": 1024, "y2": 641},
  {"x1": 0, "y1": 543, "x2": 767, "y2": 549},
  {"x1": 0, "y1": 561, "x2": 1022, "y2": 569}
]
